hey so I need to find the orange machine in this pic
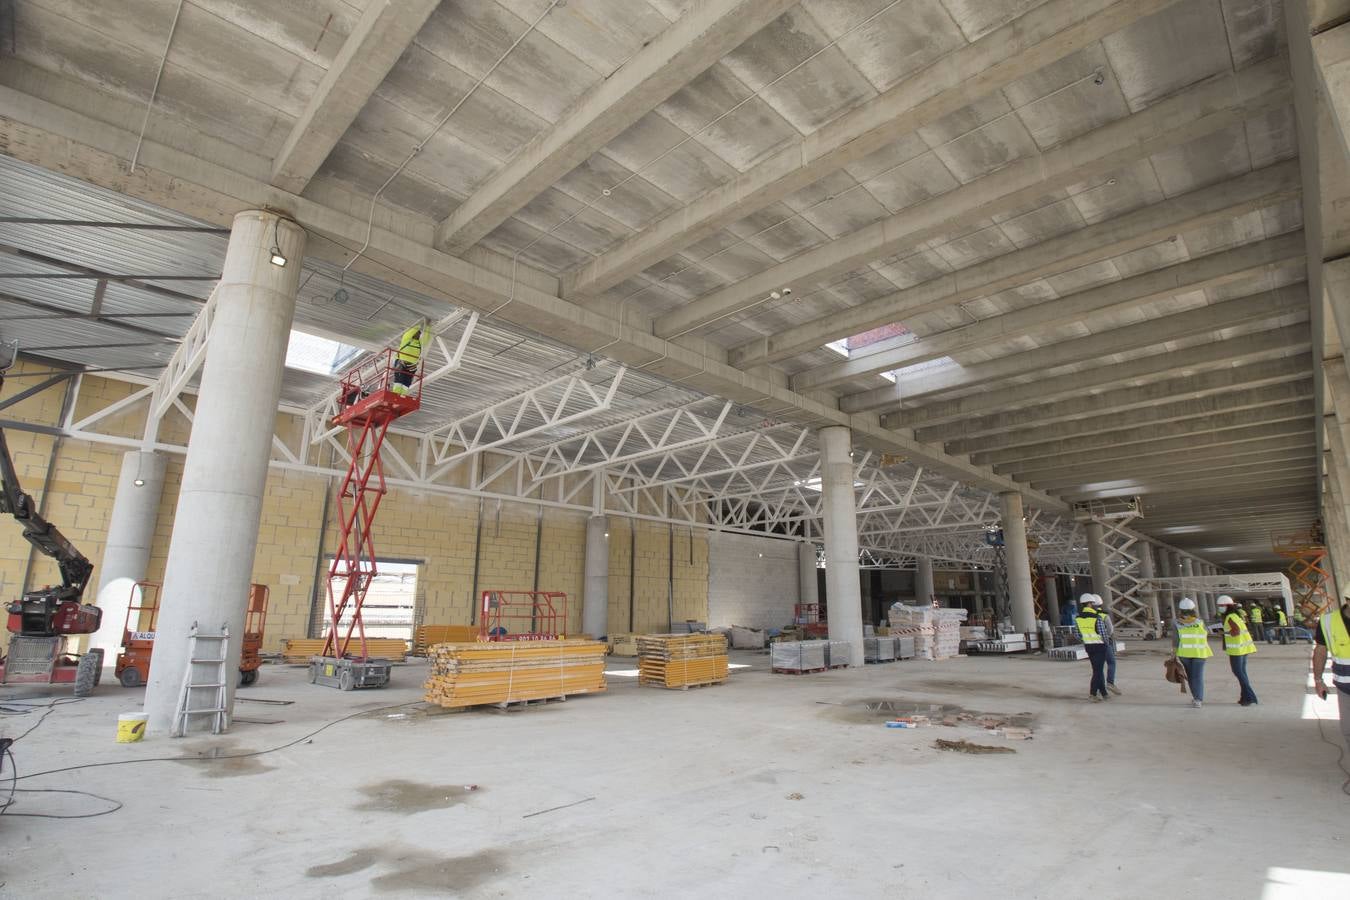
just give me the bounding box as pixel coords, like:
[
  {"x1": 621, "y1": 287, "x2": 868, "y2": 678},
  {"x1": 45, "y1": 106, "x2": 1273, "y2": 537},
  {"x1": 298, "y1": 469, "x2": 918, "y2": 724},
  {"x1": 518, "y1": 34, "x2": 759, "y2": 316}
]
[{"x1": 115, "y1": 581, "x2": 269, "y2": 687}]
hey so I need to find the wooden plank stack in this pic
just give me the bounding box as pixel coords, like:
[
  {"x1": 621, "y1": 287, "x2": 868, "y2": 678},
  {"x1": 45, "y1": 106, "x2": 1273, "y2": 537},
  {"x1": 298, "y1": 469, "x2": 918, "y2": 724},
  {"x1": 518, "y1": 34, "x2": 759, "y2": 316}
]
[
  {"x1": 422, "y1": 640, "x2": 608, "y2": 708},
  {"x1": 412, "y1": 625, "x2": 479, "y2": 655},
  {"x1": 281, "y1": 637, "x2": 408, "y2": 664},
  {"x1": 637, "y1": 633, "x2": 728, "y2": 689}
]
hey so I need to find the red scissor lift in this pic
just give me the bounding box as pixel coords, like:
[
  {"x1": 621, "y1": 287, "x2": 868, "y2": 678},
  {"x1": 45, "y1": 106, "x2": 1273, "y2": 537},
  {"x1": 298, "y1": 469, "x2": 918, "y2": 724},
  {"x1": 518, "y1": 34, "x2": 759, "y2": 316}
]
[
  {"x1": 478, "y1": 590, "x2": 569, "y2": 641},
  {"x1": 309, "y1": 349, "x2": 421, "y2": 691}
]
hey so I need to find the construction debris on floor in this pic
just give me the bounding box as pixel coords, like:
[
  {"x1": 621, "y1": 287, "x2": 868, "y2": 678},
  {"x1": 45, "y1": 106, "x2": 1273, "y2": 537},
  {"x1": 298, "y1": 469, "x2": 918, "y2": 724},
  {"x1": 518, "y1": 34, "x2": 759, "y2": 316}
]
[
  {"x1": 281, "y1": 638, "x2": 410, "y2": 664},
  {"x1": 934, "y1": 739, "x2": 1016, "y2": 755},
  {"x1": 637, "y1": 633, "x2": 729, "y2": 689},
  {"x1": 422, "y1": 640, "x2": 608, "y2": 708}
]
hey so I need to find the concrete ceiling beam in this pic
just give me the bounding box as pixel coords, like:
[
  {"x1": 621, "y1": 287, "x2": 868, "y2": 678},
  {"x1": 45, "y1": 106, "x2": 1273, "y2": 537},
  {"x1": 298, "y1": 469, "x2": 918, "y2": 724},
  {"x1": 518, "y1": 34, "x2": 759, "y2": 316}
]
[
  {"x1": 1062, "y1": 468, "x2": 1316, "y2": 502},
  {"x1": 270, "y1": 0, "x2": 443, "y2": 194},
  {"x1": 844, "y1": 284, "x2": 1308, "y2": 414},
  {"x1": 0, "y1": 82, "x2": 1069, "y2": 509},
  {"x1": 945, "y1": 379, "x2": 1314, "y2": 455},
  {"x1": 999, "y1": 423, "x2": 1314, "y2": 477},
  {"x1": 652, "y1": 55, "x2": 1291, "y2": 339},
  {"x1": 914, "y1": 354, "x2": 1313, "y2": 443},
  {"x1": 734, "y1": 161, "x2": 1301, "y2": 369},
  {"x1": 794, "y1": 231, "x2": 1305, "y2": 391},
  {"x1": 1008, "y1": 433, "x2": 1316, "y2": 483},
  {"x1": 563, "y1": 0, "x2": 1186, "y2": 299},
  {"x1": 433, "y1": 0, "x2": 798, "y2": 255},
  {"x1": 976, "y1": 401, "x2": 1315, "y2": 468},
  {"x1": 1030, "y1": 448, "x2": 1318, "y2": 492}
]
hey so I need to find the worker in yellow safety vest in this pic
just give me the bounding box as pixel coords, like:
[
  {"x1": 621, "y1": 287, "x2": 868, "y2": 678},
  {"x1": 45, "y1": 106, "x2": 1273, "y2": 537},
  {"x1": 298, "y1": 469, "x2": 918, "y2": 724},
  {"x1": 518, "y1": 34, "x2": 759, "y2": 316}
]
[
  {"x1": 1076, "y1": 594, "x2": 1110, "y2": 702},
  {"x1": 1312, "y1": 595, "x2": 1350, "y2": 752},
  {"x1": 392, "y1": 319, "x2": 428, "y2": 396},
  {"x1": 1248, "y1": 602, "x2": 1266, "y2": 643},
  {"x1": 1172, "y1": 597, "x2": 1210, "y2": 708},
  {"x1": 1217, "y1": 596, "x2": 1258, "y2": 706}
]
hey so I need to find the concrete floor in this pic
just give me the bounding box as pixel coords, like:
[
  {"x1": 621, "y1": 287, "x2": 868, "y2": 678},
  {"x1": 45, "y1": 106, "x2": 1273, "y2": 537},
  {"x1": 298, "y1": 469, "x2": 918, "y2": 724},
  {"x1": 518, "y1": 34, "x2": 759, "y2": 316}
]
[{"x1": 2, "y1": 644, "x2": 1347, "y2": 899}]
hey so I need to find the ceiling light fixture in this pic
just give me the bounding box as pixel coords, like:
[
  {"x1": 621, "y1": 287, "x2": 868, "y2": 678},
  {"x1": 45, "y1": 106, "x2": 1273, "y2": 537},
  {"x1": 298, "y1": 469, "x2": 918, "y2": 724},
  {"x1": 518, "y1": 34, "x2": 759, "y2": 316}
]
[{"x1": 269, "y1": 218, "x2": 287, "y2": 267}]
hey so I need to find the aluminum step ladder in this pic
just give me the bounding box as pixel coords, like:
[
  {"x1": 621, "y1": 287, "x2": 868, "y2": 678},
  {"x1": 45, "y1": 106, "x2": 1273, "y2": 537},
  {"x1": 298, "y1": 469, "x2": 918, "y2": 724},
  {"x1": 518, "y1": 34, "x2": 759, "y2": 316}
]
[{"x1": 171, "y1": 622, "x2": 230, "y2": 737}]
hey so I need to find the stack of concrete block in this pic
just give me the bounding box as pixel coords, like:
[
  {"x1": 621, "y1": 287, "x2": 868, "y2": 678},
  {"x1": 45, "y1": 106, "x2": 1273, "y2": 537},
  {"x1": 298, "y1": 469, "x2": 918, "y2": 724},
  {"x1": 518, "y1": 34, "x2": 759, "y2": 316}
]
[
  {"x1": 895, "y1": 635, "x2": 916, "y2": 659},
  {"x1": 888, "y1": 604, "x2": 968, "y2": 660},
  {"x1": 864, "y1": 636, "x2": 897, "y2": 663},
  {"x1": 772, "y1": 640, "x2": 826, "y2": 673},
  {"x1": 823, "y1": 640, "x2": 851, "y2": 668}
]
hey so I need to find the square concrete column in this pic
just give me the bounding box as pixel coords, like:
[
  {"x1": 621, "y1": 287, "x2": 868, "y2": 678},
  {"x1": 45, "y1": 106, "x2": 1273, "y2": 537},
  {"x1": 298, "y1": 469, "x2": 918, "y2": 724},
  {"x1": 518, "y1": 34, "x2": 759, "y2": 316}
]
[
  {"x1": 818, "y1": 426, "x2": 864, "y2": 667},
  {"x1": 915, "y1": 555, "x2": 934, "y2": 605},
  {"x1": 999, "y1": 492, "x2": 1037, "y2": 631},
  {"x1": 798, "y1": 541, "x2": 819, "y2": 606},
  {"x1": 143, "y1": 210, "x2": 304, "y2": 736},
  {"x1": 90, "y1": 450, "x2": 166, "y2": 663},
  {"x1": 1085, "y1": 521, "x2": 1113, "y2": 606},
  {"x1": 582, "y1": 515, "x2": 609, "y2": 638}
]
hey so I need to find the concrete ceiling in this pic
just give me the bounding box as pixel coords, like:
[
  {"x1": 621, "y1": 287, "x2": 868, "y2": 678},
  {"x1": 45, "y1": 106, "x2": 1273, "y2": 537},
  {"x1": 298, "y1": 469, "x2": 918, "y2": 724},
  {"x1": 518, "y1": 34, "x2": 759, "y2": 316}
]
[{"x1": 0, "y1": 0, "x2": 1318, "y2": 569}]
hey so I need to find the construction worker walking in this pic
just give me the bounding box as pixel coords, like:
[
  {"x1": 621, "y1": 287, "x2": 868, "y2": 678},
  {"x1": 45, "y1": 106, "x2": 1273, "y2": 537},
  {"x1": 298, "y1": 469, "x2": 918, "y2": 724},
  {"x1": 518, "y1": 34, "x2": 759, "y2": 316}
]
[
  {"x1": 1172, "y1": 597, "x2": 1210, "y2": 708},
  {"x1": 392, "y1": 319, "x2": 428, "y2": 396},
  {"x1": 1217, "y1": 596, "x2": 1258, "y2": 706},
  {"x1": 1271, "y1": 604, "x2": 1288, "y2": 643},
  {"x1": 1311, "y1": 594, "x2": 1350, "y2": 752},
  {"x1": 1076, "y1": 594, "x2": 1110, "y2": 702}
]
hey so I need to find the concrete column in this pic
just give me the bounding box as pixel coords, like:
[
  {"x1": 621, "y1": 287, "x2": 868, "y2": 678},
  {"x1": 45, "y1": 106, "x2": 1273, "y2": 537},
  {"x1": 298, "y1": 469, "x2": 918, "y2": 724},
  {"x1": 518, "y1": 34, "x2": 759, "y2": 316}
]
[
  {"x1": 915, "y1": 555, "x2": 935, "y2": 605},
  {"x1": 999, "y1": 492, "x2": 1037, "y2": 631},
  {"x1": 1138, "y1": 541, "x2": 1159, "y2": 632},
  {"x1": 1085, "y1": 521, "x2": 1112, "y2": 606},
  {"x1": 1160, "y1": 549, "x2": 1179, "y2": 621},
  {"x1": 819, "y1": 426, "x2": 864, "y2": 667},
  {"x1": 1180, "y1": 557, "x2": 1197, "y2": 618},
  {"x1": 582, "y1": 515, "x2": 609, "y2": 638},
  {"x1": 143, "y1": 210, "x2": 304, "y2": 736},
  {"x1": 90, "y1": 450, "x2": 167, "y2": 661},
  {"x1": 1043, "y1": 573, "x2": 1060, "y2": 626},
  {"x1": 798, "y1": 541, "x2": 819, "y2": 606}
]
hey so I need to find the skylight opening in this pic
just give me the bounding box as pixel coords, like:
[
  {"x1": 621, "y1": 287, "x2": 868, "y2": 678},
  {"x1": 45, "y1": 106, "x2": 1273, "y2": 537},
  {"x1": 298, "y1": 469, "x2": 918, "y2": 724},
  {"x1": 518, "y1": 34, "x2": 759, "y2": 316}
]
[{"x1": 285, "y1": 329, "x2": 363, "y2": 376}]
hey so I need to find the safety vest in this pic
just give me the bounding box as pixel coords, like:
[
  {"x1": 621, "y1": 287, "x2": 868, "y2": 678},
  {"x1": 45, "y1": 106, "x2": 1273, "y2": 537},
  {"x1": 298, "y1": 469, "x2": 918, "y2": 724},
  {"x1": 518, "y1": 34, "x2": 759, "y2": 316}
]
[
  {"x1": 1250, "y1": 607, "x2": 1263, "y2": 624},
  {"x1": 1277, "y1": 609, "x2": 1288, "y2": 626},
  {"x1": 1076, "y1": 613, "x2": 1103, "y2": 645},
  {"x1": 1238, "y1": 608, "x2": 1248, "y2": 621},
  {"x1": 1176, "y1": 619, "x2": 1212, "y2": 658},
  {"x1": 1319, "y1": 610, "x2": 1350, "y2": 694},
  {"x1": 1223, "y1": 613, "x2": 1256, "y2": 656},
  {"x1": 396, "y1": 324, "x2": 425, "y2": 365}
]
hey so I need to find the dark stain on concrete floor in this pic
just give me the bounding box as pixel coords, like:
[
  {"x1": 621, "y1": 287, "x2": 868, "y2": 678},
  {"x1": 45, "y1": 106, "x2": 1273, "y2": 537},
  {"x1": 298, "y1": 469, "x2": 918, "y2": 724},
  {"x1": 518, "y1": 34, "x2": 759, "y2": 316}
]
[
  {"x1": 173, "y1": 740, "x2": 275, "y2": 778},
  {"x1": 819, "y1": 696, "x2": 1036, "y2": 729},
  {"x1": 305, "y1": 845, "x2": 505, "y2": 893},
  {"x1": 354, "y1": 779, "x2": 480, "y2": 814}
]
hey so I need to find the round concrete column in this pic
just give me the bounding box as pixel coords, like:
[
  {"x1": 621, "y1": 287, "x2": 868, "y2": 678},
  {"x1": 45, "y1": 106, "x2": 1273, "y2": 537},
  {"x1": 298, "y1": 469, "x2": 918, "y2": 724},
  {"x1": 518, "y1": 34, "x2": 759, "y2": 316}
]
[
  {"x1": 144, "y1": 210, "x2": 304, "y2": 736},
  {"x1": 1085, "y1": 521, "x2": 1112, "y2": 606},
  {"x1": 582, "y1": 515, "x2": 609, "y2": 638},
  {"x1": 797, "y1": 540, "x2": 819, "y2": 606},
  {"x1": 818, "y1": 426, "x2": 864, "y2": 667},
  {"x1": 1042, "y1": 573, "x2": 1060, "y2": 626},
  {"x1": 915, "y1": 555, "x2": 935, "y2": 605},
  {"x1": 90, "y1": 450, "x2": 166, "y2": 661},
  {"x1": 1138, "y1": 541, "x2": 1159, "y2": 633},
  {"x1": 1180, "y1": 557, "x2": 1197, "y2": 617},
  {"x1": 999, "y1": 492, "x2": 1037, "y2": 631}
]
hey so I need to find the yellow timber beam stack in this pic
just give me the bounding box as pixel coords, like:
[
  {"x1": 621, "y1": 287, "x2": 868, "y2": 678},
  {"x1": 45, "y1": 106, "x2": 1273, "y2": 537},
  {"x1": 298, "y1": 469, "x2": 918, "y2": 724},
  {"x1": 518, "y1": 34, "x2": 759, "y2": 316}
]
[
  {"x1": 422, "y1": 640, "x2": 607, "y2": 708},
  {"x1": 636, "y1": 633, "x2": 729, "y2": 689}
]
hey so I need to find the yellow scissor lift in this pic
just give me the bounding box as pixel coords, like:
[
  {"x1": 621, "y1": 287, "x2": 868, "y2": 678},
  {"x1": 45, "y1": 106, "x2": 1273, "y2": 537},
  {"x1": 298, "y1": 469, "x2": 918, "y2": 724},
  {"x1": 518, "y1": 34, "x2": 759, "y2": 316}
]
[{"x1": 1272, "y1": 528, "x2": 1333, "y2": 624}]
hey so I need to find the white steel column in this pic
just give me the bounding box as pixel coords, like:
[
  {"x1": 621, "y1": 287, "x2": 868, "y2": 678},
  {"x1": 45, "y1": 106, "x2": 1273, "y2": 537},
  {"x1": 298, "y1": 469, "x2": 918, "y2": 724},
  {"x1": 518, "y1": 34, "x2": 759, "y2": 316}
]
[
  {"x1": 798, "y1": 541, "x2": 819, "y2": 606},
  {"x1": 915, "y1": 555, "x2": 935, "y2": 605},
  {"x1": 999, "y1": 492, "x2": 1037, "y2": 631},
  {"x1": 819, "y1": 426, "x2": 864, "y2": 668},
  {"x1": 144, "y1": 210, "x2": 304, "y2": 736},
  {"x1": 90, "y1": 450, "x2": 166, "y2": 661},
  {"x1": 1138, "y1": 542, "x2": 1159, "y2": 632},
  {"x1": 1085, "y1": 521, "x2": 1112, "y2": 605},
  {"x1": 582, "y1": 515, "x2": 609, "y2": 638}
]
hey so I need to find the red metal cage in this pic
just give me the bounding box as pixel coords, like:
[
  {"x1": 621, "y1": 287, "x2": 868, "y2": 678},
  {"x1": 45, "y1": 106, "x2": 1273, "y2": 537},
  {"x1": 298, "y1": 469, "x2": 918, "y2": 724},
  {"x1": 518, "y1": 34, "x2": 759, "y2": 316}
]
[{"x1": 478, "y1": 590, "x2": 568, "y2": 642}]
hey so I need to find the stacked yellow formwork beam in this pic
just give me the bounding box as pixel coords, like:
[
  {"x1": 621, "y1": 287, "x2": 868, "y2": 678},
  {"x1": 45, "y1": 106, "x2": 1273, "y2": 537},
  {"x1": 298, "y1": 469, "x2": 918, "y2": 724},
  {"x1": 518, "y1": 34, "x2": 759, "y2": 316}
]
[
  {"x1": 412, "y1": 625, "x2": 479, "y2": 655},
  {"x1": 281, "y1": 638, "x2": 408, "y2": 664},
  {"x1": 422, "y1": 640, "x2": 608, "y2": 708},
  {"x1": 637, "y1": 634, "x2": 729, "y2": 689}
]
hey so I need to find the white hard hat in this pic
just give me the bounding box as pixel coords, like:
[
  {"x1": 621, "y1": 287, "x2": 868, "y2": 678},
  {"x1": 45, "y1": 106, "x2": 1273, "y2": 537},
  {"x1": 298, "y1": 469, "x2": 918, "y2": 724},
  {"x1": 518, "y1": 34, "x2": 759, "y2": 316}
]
[
  {"x1": 1216, "y1": 595, "x2": 1236, "y2": 607},
  {"x1": 1080, "y1": 593, "x2": 1101, "y2": 606},
  {"x1": 1178, "y1": 597, "x2": 1197, "y2": 611}
]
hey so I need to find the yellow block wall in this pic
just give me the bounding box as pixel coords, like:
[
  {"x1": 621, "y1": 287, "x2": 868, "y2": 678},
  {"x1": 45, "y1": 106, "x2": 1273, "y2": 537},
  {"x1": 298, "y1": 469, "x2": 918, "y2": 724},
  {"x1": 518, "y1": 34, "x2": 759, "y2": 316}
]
[{"x1": 0, "y1": 361, "x2": 708, "y2": 653}]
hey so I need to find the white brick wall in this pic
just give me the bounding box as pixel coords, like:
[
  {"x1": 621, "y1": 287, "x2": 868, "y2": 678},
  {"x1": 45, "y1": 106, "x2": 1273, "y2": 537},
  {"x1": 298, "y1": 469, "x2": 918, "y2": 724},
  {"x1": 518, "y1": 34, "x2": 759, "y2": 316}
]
[{"x1": 707, "y1": 533, "x2": 801, "y2": 629}]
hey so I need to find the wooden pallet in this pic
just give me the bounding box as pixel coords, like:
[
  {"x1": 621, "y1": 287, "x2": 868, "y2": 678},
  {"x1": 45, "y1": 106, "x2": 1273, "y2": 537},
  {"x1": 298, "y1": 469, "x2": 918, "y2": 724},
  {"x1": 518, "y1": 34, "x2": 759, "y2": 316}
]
[{"x1": 772, "y1": 666, "x2": 826, "y2": 675}]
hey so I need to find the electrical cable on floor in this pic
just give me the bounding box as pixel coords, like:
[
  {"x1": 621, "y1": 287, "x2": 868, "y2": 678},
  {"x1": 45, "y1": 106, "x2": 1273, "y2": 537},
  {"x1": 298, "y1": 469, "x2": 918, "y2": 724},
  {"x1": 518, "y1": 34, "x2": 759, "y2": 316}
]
[
  {"x1": 1, "y1": 748, "x2": 122, "y2": 819},
  {"x1": 0, "y1": 697, "x2": 85, "y2": 743}
]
